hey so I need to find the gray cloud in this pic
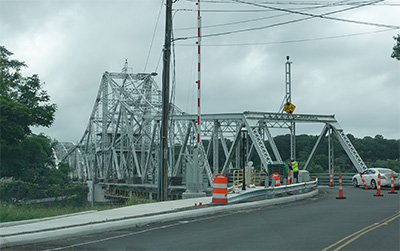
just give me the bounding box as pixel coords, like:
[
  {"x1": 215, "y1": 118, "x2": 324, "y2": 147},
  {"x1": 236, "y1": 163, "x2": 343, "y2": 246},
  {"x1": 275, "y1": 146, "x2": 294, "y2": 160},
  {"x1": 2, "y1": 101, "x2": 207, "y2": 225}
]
[{"x1": 1, "y1": 0, "x2": 399, "y2": 142}]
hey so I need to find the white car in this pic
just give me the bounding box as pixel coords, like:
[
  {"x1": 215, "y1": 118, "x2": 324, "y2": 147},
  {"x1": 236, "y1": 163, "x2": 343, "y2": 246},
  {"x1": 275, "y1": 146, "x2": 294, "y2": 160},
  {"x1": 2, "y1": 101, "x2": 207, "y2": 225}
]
[{"x1": 352, "y1": 168, "x2": 400, "y2": 189}]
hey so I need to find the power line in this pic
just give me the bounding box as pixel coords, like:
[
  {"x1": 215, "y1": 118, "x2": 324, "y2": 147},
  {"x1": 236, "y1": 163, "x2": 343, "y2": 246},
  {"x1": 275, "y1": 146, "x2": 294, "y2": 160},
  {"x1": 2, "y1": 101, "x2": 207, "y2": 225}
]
[
  {"x1": 174, "y1": 0, "x2": 399, "y2": 41},
  {"x1": 144, "y1": 0, "x2": 164, "y2": 72},
  {"x1": 173, "y1": 1, "x2": 364, "y2": 32},
  {"x1": 174, "y1": 12, "x2": 289, "y2": 30},
  {"x1": 232, "y1": 0, "x2": 399, "y2": 29},
  {"x1": 185, "y1": 0, "x2": 400, "y2": 6},
  {"x1": 172, "y1": 8, "x2": 276, "y2": 12},
  {"x1": 174, "y1": 4, "x2": 329, "y2": 30},
  {"x1": 175, "y1": 28, "x2": 396, "y2": 46}
]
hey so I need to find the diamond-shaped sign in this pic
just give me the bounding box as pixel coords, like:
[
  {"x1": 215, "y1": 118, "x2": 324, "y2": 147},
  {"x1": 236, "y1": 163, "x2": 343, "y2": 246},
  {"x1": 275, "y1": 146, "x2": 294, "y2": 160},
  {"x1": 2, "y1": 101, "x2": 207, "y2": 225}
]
[{"x1": 283, "y1": 101, "x2": 296, "y2": 114}]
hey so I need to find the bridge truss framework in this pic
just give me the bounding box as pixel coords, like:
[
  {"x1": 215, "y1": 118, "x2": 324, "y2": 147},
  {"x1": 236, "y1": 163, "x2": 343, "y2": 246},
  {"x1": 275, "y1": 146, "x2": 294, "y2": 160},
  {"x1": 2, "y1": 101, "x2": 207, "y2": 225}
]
[{"x1": 56, "y1": 68, "x2": 368, "y2": 189}]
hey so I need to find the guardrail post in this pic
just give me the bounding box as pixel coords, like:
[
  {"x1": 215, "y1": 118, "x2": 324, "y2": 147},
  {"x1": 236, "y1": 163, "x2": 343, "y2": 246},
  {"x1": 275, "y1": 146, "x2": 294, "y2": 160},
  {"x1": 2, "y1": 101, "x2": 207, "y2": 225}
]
[
  {"x1": 264, "y1": 175, "x2": 269, "y2": 188},
  {"x1": 271, "y1": 176, "x2": 275, "y2": 188}
]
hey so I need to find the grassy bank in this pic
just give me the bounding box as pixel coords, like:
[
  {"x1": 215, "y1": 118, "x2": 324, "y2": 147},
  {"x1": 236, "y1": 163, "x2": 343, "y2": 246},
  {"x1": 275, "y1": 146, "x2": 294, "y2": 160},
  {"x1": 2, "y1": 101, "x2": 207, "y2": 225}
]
[{"x1": 0, "y1": 197, "x2": 151, "y2": 223}]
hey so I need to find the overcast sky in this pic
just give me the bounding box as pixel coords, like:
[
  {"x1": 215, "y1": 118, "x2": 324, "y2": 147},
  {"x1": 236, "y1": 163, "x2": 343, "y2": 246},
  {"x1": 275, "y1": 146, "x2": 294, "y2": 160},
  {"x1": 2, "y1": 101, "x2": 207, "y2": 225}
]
[{"x1": 1, "y1": 0, "x2": 399, "y2": 142}]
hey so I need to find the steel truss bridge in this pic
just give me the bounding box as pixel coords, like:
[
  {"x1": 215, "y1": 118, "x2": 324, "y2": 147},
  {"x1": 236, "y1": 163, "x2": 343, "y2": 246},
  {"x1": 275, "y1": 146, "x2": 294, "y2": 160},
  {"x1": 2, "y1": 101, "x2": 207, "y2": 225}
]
[{"x1": 56, "y1": 66, "x2": 367, "y2": 189}]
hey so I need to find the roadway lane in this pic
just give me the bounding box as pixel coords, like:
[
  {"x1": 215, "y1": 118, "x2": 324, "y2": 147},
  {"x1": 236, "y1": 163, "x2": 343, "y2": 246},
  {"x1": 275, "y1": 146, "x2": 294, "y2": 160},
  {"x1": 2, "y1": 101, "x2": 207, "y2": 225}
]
[{"x1": 8, "y1": 187, "x2": 399, "y2": 251}]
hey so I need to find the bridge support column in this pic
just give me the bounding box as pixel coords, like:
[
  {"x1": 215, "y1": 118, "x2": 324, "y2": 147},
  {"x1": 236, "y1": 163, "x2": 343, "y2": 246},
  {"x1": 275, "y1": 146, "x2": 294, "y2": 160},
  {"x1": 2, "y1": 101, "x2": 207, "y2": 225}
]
[
  {"x1": 87, "y1": 181, "x2": 112, "y2": 204},
  {"x1": 183, "y1": 148, "x2": 206, "y2": 199}
]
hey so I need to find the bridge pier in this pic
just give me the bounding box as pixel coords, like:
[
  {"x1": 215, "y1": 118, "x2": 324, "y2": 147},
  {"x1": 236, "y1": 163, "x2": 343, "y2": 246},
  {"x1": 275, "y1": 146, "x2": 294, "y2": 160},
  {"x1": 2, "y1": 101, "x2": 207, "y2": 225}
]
[{"x1": 87, "y1": 181, "x2": 113, "y2": 204}]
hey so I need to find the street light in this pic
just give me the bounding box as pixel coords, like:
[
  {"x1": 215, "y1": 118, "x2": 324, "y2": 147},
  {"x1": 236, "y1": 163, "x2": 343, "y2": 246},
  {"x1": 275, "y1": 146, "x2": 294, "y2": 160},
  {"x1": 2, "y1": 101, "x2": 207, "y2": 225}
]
[{"x1": 241, "y1": 125, "x2": 248, "y2": 191}]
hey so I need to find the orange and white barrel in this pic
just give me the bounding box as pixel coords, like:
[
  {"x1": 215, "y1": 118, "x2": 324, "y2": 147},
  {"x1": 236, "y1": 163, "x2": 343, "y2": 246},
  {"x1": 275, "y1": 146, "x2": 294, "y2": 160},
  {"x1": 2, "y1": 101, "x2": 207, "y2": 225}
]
[
  {"x1": 212, "y1": 174, "x2": 228, "y2": 204},
  {"x1": 271, "y1": 173, "x2": 281, "y2": 186}
]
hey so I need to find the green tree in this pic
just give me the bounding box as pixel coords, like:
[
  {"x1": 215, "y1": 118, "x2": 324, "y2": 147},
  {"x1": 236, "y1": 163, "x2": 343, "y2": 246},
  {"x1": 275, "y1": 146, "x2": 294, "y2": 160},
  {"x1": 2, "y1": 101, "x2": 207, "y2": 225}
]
[
  {"x1": 0, "y1": 46, "x2": 56, "y2": 148},
  {"x1": 1, "y1": 134, "x2": 57, "y2": 183},
  {"x1": 391, "y1": 34, "x2": 400, "y2": 61},
  {"x1": 0, "y1": 46, "x2": 57, "y2": 182}
]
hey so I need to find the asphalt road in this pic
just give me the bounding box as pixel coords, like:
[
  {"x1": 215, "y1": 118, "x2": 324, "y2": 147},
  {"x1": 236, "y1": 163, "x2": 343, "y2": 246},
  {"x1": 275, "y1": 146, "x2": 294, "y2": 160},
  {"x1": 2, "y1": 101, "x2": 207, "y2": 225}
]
[{"x1": 7, "y1": 187, "x2": 399, "y2": 251}]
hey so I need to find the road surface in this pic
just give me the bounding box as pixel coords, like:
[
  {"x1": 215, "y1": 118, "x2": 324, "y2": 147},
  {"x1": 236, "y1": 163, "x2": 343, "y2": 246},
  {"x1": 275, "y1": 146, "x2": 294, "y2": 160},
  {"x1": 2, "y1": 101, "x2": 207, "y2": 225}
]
[{"x1": 7, "y1": 187, "x2": 399, "y2": 251}]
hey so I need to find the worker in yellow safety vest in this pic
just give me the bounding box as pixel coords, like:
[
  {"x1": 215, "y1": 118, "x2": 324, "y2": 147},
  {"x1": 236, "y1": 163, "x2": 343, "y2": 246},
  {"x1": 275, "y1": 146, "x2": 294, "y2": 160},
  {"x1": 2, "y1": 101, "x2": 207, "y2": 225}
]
[{"x1": 291, "y1": 158, "x2": 299, "y2": 183}]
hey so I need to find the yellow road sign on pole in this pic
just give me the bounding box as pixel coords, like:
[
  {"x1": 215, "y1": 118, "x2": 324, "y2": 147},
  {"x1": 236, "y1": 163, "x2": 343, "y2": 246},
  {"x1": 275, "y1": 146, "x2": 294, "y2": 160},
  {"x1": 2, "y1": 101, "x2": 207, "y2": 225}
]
[{"x1": 283, "y1": 101, "x2": 296, "y2": 114}]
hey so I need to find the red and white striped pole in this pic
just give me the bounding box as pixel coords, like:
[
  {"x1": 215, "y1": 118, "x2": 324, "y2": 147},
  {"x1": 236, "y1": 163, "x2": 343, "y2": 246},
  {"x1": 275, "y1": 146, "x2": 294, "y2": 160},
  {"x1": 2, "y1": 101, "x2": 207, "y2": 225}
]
[
  {"x1": 196, "y1": 0, "x2": 201, "y2": 146},
  {"x1": 329, "y1": 170, "x2": 333, "y2": 186},
  {"x1": 359, "y1": 172, "x2": 368, "y2": 190},
  {"x1": 388, "y1": 171, "x2": 398, "y2": 194},
  {"x1": 336, "y1": 172, "x2": 346, "y2": 199},
  {"x1": 374, "y1": 172, "x2": 383, "y2": 197}
]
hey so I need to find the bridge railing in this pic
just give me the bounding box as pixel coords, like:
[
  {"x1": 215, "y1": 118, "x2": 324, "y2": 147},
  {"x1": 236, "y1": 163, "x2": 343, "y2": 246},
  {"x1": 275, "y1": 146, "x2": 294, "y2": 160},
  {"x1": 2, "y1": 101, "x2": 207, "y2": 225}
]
[{"x1": 310, "y1": 172, "x2": 355, "y2": 186}]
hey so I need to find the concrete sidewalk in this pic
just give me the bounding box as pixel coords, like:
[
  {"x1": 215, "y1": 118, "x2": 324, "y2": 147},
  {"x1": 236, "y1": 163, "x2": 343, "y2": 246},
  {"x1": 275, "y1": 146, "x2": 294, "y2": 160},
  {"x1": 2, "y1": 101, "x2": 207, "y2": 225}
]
[{"x1": 0, "y1": 188, "x2": 318, "y2": 249}]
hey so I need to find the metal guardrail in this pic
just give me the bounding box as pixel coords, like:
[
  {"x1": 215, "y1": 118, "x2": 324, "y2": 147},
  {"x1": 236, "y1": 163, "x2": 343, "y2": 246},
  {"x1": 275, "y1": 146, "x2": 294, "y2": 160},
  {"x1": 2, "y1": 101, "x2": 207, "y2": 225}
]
[
  {"x1": 228, "y1": 178, "x2": 318, "y2": 204},
  {"x1": 310, "y1": 173, "x2": 355, "y2": 186}
]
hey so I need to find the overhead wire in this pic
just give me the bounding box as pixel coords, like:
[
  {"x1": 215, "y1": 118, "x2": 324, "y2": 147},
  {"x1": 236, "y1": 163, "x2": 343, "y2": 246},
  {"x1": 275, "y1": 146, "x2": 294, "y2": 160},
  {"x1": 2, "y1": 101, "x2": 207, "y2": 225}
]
[
  {"x1": 174, "y1": 12, "x2": 290, "y2": 30},
  {"x1": 173, "y1": 8, "x2": 282, "y2": 12},
  {"x1": 174, "y1": 4, "x2": 330, "y2": 31},
  {"x1": 174, "y1": 0, "x2": 362, "y2": 31},
  {"x1": 185, "y1": 0, "x2": 400, "y2": 6},
  {"x1": 144, "y1": 0, "x2": 164, "y2": 72},
  {"x1": 232, "y1": 0, "x2": 399, "y2": 29},
  {"x1": 175, "y1": 28, "x2": 395, "y2": 46},
  {"x1": 174, "y1": 1, "x2": 353, "y2": 33},
  {"x1": 173, "y1": 0, "x2": 399, "y2": 41},
  {"x1": 154, "y1": 51, "x2": 163, "y2": 73}
]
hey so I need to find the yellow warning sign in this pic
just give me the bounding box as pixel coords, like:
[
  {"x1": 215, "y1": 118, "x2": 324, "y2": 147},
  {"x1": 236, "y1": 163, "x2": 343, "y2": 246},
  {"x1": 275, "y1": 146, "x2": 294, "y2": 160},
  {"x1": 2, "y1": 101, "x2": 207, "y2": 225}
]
[{"x1": 283, "y1": 101, "x2": 296, "y2": 114}]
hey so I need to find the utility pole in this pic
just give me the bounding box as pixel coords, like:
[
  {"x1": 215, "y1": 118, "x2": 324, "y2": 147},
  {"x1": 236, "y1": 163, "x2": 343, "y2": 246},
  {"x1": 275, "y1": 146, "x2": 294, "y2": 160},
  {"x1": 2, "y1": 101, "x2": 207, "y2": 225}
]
[{"x1": 159, "y1": 0, "x2": 173, "y2": 201}]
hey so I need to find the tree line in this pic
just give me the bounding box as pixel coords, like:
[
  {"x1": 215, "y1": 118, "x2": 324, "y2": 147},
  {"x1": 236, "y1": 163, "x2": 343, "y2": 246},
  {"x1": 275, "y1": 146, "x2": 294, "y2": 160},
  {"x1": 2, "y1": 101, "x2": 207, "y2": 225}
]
[
  {"x1": 202, "y1": 133, "x2": 399, "y2": 174},
  {"x1": 267, "y1": 133, "x2": 399, "y2": 173}
]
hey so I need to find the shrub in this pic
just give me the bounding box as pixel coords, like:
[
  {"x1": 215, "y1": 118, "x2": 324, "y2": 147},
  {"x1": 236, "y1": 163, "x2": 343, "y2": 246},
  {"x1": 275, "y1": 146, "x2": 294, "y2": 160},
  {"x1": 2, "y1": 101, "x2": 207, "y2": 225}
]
[{"x1": 0, "y1": 180, "x2": 88, "y2": 206}]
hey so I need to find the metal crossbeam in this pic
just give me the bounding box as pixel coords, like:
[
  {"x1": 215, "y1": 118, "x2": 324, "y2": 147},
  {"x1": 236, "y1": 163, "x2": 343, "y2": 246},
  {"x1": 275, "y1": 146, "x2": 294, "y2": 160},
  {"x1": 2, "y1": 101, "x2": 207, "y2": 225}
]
[{"x1": 329, "y1": 123, "x2": 368, "y2": 173}]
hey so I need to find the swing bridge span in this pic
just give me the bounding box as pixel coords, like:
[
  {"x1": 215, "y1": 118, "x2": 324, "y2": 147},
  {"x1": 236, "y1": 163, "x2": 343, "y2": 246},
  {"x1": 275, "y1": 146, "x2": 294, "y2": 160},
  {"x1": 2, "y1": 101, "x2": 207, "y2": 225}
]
[{"x1": 55, "y1": 65, "x2": 368, "y2": 198}]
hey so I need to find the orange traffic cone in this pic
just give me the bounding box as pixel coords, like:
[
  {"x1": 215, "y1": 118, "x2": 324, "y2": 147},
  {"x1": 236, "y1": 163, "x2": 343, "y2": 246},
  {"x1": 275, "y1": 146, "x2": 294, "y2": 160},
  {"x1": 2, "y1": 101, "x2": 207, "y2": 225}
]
[
  {"x1": 287, "y1": 169, "x2": 292, "y2": 195},
  {"x1": 329, "y1": 170, "x2": 334, "y2": 187},
  {"x1": 374, "y1": 172, "x2": 383, "y2": 197},
  {"x1": 388, "y1": 171, "x2": 398, "y2": 194},
  {"x1": 336, "y1": 172, "x2": 346, "y2": 199}
]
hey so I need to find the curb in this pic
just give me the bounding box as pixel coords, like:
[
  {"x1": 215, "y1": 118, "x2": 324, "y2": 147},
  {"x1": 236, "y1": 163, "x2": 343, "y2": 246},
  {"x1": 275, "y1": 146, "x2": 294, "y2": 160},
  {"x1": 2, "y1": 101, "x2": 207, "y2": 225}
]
[
  {"x1": 0, "y1": 210, "x2": 98, "y2": 228},
  {"x1": 0, "y1": 189, "x2": 318, "y2": 249}
]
